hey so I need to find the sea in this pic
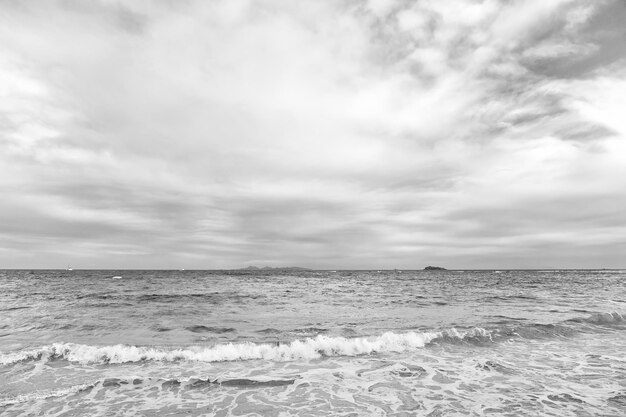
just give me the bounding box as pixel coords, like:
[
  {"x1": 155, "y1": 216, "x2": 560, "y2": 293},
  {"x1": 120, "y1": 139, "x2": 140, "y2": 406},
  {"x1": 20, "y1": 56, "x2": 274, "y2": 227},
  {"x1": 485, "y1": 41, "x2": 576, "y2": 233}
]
[{"x1": 0, "y1": 269, "x2": 624, "y2": 416}]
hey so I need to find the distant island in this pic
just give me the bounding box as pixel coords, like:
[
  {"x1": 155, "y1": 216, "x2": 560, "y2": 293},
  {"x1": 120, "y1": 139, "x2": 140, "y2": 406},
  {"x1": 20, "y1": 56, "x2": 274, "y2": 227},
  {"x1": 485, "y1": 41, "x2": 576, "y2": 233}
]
[
  {"x1": 424, "y1": 266, "x2": 447, "y2": 270},
  {"x1": 240, "y1": 266, "x2": 312, "y2": 271}
]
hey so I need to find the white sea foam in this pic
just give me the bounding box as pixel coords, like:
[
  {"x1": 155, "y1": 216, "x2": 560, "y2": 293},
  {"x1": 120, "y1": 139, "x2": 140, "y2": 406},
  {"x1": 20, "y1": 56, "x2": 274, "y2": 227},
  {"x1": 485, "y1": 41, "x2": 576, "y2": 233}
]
[
  {"x1": 0, "y1": 331, "x2": 441, "y2": 365},
  {"x1": 4, "y1": 312, "x2": 618, "y2": 367},
  {"x1": 440, "y1": 327, "x2": 492, "y2": 339},
  {"x1": 0, "y1": 348, "x2": 46, "y2": 366},
  {"x1": 0, "y1": 384, "x2": 92, "y2": 407}
]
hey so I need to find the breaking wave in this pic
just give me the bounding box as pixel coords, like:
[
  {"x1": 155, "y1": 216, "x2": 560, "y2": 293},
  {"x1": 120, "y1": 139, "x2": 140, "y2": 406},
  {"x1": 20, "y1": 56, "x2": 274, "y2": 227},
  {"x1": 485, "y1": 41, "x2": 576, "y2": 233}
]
[
  {"x1": 1, "y1": 312, "x2": 622, "y2": 366},
  {"x1": 0, "y1": 331, "x2": 440, "y2": 365}
]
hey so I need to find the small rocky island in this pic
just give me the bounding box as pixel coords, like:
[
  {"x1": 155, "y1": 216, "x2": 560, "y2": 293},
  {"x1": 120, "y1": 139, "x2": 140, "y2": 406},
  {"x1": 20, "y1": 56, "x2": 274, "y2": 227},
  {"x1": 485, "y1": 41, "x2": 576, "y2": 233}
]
[{"x1": 424, "y1": 266, "x2": 447, "y2": 270}]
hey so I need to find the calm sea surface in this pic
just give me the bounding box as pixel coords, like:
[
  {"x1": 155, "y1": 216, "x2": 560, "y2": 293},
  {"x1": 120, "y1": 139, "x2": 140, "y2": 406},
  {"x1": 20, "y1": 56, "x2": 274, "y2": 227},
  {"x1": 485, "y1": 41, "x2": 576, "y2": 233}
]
[{"x1": 1, "y1": 269, "x2": 624, "y2": 416}]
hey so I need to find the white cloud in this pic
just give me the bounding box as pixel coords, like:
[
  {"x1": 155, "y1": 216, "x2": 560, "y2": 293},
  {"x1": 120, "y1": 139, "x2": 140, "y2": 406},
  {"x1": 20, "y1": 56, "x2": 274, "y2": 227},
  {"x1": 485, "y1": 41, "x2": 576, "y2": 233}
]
[{"x1": 0, "y1": 0, "x2": 624, "y2": 269}]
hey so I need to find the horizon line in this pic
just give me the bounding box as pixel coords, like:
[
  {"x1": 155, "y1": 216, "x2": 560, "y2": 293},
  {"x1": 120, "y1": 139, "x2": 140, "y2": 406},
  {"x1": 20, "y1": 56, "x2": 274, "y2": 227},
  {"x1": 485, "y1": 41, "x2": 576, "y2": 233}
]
[{"x1": 1, "y1": 268, "x2": 624, "y2": 271}]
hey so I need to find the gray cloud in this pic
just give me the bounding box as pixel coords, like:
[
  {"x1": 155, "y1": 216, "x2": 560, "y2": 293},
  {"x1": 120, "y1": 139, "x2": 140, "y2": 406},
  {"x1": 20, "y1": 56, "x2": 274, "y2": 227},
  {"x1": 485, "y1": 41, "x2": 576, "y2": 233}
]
[{"x1": 1, "y1": 0, "x2": 625, "y2": 269}]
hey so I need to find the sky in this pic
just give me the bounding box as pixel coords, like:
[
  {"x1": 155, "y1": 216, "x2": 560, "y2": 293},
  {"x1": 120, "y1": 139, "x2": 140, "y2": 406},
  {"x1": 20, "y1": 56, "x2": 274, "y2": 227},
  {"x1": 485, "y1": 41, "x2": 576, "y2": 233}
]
[{"x1": 1, "y1": 0, "x2": 625, "y2": 269}]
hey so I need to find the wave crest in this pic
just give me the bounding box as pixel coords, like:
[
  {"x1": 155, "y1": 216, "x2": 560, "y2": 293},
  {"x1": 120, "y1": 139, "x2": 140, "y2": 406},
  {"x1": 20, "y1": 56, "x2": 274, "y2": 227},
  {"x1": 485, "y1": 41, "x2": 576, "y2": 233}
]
[
  {"x1": 2, "y1": 311, "x2": 622, "y2": 366},
  {"x1": 584, "y1": 311, "x2": 624, "y2": 324},
  {"x1": 0, "y1": 331, "x2": 440, "y2": 365}
]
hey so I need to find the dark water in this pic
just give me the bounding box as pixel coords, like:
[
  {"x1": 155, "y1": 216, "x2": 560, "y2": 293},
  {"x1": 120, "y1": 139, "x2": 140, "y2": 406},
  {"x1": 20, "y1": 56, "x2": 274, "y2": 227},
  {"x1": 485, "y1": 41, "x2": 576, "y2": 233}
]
[{"x1": 1, "y1": 269, "x2": 624, "y2": 416}]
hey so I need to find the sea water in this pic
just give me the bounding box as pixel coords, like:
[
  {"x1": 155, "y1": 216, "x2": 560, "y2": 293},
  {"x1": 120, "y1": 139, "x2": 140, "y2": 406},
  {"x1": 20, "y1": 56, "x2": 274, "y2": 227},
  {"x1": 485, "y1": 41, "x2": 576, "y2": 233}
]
[{"x1": 0, "y1": 269, "x2": 624, "y2": 416}]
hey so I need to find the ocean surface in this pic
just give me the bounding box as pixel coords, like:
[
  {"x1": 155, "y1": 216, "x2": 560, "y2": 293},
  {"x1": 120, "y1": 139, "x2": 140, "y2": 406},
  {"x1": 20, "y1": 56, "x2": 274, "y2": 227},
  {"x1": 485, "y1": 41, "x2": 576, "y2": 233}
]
[{"x1": 0, "y1": 269, "x2": 624, "y2": 416}]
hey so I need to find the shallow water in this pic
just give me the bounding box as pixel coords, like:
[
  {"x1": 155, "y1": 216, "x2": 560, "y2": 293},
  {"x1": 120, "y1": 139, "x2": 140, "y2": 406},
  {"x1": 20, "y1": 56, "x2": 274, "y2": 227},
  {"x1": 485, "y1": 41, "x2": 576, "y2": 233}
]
[{"x1": 1, "y1": 269, "x2": 624, "y2": 416}]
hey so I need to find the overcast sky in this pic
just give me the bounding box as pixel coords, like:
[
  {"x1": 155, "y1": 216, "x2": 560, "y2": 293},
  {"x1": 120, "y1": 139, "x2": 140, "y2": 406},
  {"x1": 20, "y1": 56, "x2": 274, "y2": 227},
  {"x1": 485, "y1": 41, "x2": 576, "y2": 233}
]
[{"x1": 1, "y1": 0, "x2": 625, "y2": 269}]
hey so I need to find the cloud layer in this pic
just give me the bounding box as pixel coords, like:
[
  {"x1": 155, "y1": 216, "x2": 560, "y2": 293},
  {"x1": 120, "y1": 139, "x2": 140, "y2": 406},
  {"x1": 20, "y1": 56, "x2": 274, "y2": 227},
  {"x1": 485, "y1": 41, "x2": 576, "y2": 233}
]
[{"x1": 1, "y1": 0, "x2": 625, "y2": 269}]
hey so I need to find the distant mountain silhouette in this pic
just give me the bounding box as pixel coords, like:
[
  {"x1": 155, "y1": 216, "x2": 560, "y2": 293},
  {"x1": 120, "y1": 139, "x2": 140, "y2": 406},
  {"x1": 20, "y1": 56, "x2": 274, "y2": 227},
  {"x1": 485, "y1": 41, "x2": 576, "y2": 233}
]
[{"x1": 241, "y1": 266, "x2": 312, "y2": 271}]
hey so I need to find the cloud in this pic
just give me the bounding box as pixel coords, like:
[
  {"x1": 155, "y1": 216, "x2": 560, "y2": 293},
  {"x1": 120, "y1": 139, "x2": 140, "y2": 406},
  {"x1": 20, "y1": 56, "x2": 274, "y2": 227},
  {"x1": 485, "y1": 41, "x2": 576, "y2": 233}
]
[{"x1": 0, "y1": 0, "x2": 624, "y2": 268}]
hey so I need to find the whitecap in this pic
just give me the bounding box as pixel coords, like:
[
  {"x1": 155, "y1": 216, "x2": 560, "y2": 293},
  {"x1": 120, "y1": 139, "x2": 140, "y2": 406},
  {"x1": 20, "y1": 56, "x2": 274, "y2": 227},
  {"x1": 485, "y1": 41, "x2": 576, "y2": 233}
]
[{"x1": 0, "y1": 332, "x2": 441, "y2": 365}]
